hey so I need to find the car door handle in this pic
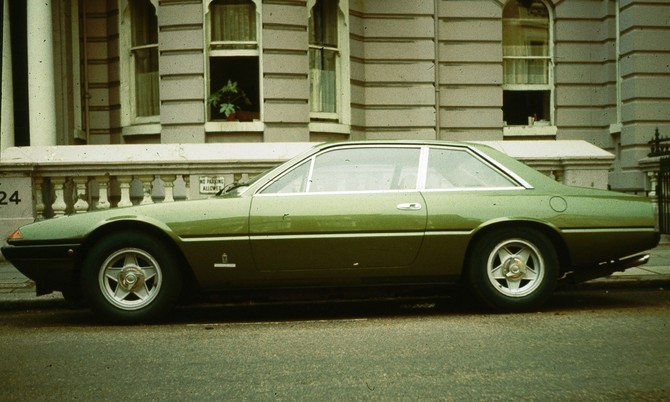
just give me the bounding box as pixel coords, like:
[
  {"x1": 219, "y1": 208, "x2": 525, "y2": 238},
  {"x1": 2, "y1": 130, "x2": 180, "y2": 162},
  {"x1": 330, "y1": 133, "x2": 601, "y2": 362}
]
[{"x1": 397, "y1": 203, "x2": 422, "y2": 211}]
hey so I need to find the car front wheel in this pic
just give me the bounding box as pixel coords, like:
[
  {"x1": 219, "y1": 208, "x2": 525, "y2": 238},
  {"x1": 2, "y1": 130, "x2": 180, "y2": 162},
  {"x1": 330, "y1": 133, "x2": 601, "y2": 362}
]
[
  {"x1": 467, "y1": 228, "x2": 558, "y2": 312},
  {"x1": 81, "y1": 232, "x2": 182, "y2": 323}
]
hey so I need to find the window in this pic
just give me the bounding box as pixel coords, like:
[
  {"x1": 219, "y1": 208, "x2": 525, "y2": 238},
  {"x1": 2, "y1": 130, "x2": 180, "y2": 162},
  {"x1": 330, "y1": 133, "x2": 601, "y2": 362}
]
[
  {"x1": 308, "y1": 0, "x2": 349, "y2": 123},
  {"x1": 120, "y1": 0, "x2": 160, "y2": 125},
  {"x1": 426, "y1": 148, "x2": 518, "y2": 190},
  {"x1": 502, "y1": 0, "x2": 552, "y2": 127},
  {"x1": 263, "y1": 161, "x2": 312, "y2": 194},
  {"x1": 262, "y1": 147, "x2": 421, "y2": 194},
  {"x1": 207, "y1": 0, "x2": 261, "y2": 122}
]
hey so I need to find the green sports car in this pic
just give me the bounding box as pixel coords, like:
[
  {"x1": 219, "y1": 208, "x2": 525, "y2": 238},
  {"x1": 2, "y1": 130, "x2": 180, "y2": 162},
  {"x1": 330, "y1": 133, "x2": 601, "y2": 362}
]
[{"x1": 1, "y1": 141, "x2": 660, "y2": 322}]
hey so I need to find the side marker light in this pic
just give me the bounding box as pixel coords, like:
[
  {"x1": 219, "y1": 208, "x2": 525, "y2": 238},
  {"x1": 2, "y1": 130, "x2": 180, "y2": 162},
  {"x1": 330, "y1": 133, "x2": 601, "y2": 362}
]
[{"x1": 7, "y1": 229, "x2": 23, "y2": 241}]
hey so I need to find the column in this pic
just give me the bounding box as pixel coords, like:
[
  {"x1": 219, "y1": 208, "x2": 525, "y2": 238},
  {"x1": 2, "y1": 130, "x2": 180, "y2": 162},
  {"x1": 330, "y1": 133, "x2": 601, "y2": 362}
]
[
  {"x1": 27, "y1": 0, "x2": 57, "y2": 146},
  {"x1": 1, "y1": 0, "x2": 14, "y2": 151}
]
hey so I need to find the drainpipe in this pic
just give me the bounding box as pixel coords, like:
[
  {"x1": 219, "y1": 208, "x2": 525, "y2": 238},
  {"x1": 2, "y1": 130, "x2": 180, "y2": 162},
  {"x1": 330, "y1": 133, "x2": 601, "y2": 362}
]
[
  {"x1": 433, "y1": 0, "x2": 441, "y2": 140},
  {"x1": 81, "y1": 0, "x2": 90, "y2": 144},
  {"x1": 1, "y1": 0, "x2": 15, "y2": 152}
]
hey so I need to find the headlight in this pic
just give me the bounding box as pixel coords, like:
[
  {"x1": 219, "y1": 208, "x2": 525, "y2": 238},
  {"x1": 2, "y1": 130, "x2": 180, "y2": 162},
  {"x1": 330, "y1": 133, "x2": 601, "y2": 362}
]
[{"x1": 7, "y1": 229, "x2": 24, "y2": 242}]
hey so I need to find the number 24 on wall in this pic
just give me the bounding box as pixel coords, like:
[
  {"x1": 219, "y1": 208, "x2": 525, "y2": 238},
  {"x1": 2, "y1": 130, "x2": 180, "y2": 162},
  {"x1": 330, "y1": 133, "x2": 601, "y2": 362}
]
[{"x1": 0, "y1": 190, "x2": 22, "y2": 205}]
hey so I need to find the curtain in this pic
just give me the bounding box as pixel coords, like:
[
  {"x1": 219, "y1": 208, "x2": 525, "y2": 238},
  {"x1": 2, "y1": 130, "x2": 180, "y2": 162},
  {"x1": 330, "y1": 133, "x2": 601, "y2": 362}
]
[
  {"x1": 309, "y1": 0, "x2": 339, "y2": 114},
  {"x1": 310, "y1": 49, "x2": 337, "y2": 114},
  {"x1": 134, "y1": 47, "x2": 160, "y2": 117},
  {"x1": 131, "y1": 0, "x2": 159, "y2": 117},
  {"x1": 210, "y1": 1, "x2": 257, "y2": 47}
]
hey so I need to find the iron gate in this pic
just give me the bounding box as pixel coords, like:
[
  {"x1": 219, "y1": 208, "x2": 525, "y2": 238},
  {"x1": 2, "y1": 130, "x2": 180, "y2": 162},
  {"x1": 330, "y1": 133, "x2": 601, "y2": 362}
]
[{"x1": 658, "y1": 156, "x2": 670, "y2": 234}]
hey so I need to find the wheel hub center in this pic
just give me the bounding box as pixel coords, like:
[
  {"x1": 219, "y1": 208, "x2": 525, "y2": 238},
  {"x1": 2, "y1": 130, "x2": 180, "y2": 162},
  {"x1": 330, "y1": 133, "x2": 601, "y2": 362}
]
[
  {"x1": 119, "y1": 267, "x2": 145, "y2": 291},
  {"x1": 503, "y1": 257, "x2": 526, "y2": 281}
]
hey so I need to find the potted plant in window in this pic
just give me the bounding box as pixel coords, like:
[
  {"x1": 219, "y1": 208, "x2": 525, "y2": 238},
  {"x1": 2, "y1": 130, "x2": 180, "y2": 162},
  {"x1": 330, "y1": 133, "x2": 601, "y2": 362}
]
[{"x1": 207, "y1": 80, "x2": 253, "y2": 121}]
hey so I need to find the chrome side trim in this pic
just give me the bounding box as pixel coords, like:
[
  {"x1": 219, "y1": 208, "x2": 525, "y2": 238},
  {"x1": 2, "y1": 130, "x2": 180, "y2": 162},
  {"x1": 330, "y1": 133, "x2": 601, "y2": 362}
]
[
  {"x1": 424, "y1": 230, "x2": 473, "y2": 236},
  {"x1": 181, "y1": 236, "x2": 249, "y2": 243},
  {"x1": 561, "y1": 227, "x2": 657, "y2": 234},
  {"x1": 254, "y1": 189, "x2": 423, "y2": 197},
  {"x1": 249, "y1": 232, "x2": 425, "y2": 241}
]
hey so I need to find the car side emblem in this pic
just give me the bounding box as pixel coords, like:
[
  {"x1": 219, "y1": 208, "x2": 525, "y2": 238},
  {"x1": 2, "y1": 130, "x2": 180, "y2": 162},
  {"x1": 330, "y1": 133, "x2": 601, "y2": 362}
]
[{"x1": 214, "y1": 253, "x2": 236, "y2": 269}]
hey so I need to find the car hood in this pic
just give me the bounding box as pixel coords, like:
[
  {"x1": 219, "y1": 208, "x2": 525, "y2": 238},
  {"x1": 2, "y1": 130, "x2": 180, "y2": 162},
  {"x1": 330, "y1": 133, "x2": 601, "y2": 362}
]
[{"x1": 9, "y1": 195, "x2": 250, "y2": 244}]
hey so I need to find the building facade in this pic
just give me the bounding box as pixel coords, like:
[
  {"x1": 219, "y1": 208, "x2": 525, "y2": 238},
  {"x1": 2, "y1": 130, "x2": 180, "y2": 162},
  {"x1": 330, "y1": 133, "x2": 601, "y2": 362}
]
[{"x1": 1, "y1": 0, "x2": 669, "y2": 193}]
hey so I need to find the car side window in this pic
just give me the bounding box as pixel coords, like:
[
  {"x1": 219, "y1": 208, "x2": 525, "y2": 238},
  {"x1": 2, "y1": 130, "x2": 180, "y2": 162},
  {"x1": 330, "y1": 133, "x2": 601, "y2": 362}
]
[
  {"x1": 426, "y1": 147, "x2": 517, "y2": 189},
  {"x1": 262, "y1": 160, "x2": 311, "y2": 194},
  {"x1": 309, "y1": 147, "x2": 421, "y2": 193},
  {"x1": 264, "y1": 147, "x2": 421, "y2": 194}
]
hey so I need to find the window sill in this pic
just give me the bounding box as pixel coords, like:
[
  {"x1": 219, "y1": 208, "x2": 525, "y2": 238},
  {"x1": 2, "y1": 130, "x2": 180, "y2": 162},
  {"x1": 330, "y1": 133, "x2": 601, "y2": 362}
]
[
  {"x1": 503, "y1": 125, "x2": 557, "y2": 137},
  {"x1": 205, "y1": 121, "x2": 264, "y2": 133},
  {"x1": 122, "y1": 123, "x2": 161, "y2": 136},
  {"x1": 309, "y1": 122, "x2": 350, "y2": 135}
]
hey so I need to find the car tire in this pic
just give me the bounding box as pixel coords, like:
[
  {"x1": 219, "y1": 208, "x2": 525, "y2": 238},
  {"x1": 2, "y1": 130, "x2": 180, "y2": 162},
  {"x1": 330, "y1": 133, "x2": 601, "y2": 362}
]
[
  {"x1": 467, "y1": 228, "x2": 558, "y2": 312},
  {"x1": 81, "y1": 231, "x2": 182, "y2": 323},
  {"x1": 61, "y1": 286, "x2": 86, "y2": 308}
]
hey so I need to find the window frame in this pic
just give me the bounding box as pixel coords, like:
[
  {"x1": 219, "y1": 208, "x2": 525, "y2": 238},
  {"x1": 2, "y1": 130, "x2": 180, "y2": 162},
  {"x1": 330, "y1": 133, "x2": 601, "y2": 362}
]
[
  {"x1": 307, "y1": 0, "x2": 350, "y2": 130},
  {"x1": 205, "y1": 0, "x2": 263, "y2": 129},
  {"x1": 119, "y1": 0, "x2": 161, "y2": 129},
  {"x1": 502, "y1": 0, "x2": 555, "y2": 133}
]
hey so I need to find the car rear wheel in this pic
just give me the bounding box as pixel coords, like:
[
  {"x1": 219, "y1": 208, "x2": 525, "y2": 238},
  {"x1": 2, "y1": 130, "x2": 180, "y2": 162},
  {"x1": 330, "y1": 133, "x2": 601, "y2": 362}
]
[
  {"x1": 81, "y1": 232, "x2": 182, "y2": 323},
  {"x1": 467, "y1": 228, "x2": 558, "y2": 312}
]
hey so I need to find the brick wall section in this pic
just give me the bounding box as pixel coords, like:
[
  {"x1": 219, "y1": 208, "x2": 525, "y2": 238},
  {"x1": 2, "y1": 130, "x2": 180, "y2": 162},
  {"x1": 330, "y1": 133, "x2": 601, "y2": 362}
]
[
  {"x1": 262, "y1": 0, "x2": 310, "y2": 142},
  {"x1": 159, "y1": 1, "x2": 206, "y2": 143},
  {"x1": 439, "y1": 1, "x2": 503, "y2": 141},
  {"x1": 615, "y1": 0, "x2": 670, "y2": 190},
  {"x1": 554, "y1": 1, "x2": 613, "y2": 146},
  {"x1": 83, "y1": 0, "x2": 119, "y2": 144},
  {"x1": 350, "y1": 0, "x2": 437, "y2": 141}
]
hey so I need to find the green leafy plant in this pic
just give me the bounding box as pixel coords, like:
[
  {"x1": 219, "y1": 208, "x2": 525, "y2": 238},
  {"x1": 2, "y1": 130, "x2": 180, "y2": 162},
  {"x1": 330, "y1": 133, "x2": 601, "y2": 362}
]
[{"x1": 207, "y1": 80, "x2": 252, "y2": 119}]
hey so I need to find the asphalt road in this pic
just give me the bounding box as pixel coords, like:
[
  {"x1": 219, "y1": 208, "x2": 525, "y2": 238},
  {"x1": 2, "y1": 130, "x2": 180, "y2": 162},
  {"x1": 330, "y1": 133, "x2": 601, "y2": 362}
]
[{"x1": 0, "y1": 287, "x2": 668, "y2": 401}]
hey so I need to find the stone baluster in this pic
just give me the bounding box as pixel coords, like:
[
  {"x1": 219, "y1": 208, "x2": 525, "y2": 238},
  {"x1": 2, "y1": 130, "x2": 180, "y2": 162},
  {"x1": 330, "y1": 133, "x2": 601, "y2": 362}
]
[
  {"x1": 183, "y1": 175, "x2": 191, "y2": 200},
  {"x1": 96, "y1": 175, "x2": 111, "y2": 210},
  {"x1": 554, "y1": 169, "x2": 564, "y2": 184},
  {"x1": 549, "y1": 170, "x2": 563, "y2": 183},
  {"x1": 647, "y1": 171, "x2": 659, "y2": 198},
  {"x1": 72, "y1": 177, "x2": 90, "y2": 214},
  {"x1": 139, "y1": 175, "x2": 155, "y2": 205},
  {"x1": 51, "y1": 177, "x2": 68, "y2": 217},
  {"x1": 34, "y1": 177, "x2": 45, "y2": 220},
  {"x1": 161, "y1": 175, "x2": 176, "y2": 203},
  {"x1": 117, "y1": 176, "x2": 133, "y2": 208}
]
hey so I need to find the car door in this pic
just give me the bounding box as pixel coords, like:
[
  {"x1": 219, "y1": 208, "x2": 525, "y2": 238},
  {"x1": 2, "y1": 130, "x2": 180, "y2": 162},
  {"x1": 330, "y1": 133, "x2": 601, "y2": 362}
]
[{"x1": 249, "y1": 146, "x2": 427, "y2": 273}]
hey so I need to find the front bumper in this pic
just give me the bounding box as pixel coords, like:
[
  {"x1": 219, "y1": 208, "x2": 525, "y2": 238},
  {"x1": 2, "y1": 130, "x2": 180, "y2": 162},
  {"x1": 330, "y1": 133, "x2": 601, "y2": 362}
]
[{"x1": 1, "y1": 244, "x2": 80, "y2": 294}]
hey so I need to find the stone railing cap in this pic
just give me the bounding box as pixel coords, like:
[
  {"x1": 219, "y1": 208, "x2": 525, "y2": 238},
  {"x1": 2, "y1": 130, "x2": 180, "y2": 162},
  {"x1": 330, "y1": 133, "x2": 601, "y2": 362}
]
[
  {"x1": 475, "y1": 140, "x2": 614, "y2": 161},
  {"x1": 0, "y1": 143, "x2": 319, "y2": 166}
]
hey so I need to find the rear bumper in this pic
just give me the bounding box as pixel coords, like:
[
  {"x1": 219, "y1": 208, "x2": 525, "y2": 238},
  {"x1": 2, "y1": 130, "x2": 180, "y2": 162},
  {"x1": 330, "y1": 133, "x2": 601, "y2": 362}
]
[
  {"x1": 561, "y1": 253, "x2": 651, "y2": 284},
  {"x1": 1, "y1": 244, "x2": 80, "y2": 294}
]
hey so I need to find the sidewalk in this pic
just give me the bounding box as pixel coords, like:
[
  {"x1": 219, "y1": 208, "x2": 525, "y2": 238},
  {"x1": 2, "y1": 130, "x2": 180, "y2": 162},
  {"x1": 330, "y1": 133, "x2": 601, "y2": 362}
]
[{"x1": 1, "y1": 240, "x2": 670, "y2": 302}]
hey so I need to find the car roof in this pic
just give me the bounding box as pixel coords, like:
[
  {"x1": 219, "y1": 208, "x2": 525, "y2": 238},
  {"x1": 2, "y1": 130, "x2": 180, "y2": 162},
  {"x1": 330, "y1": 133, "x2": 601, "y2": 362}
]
[{"x1": 315, "y1": 139, "x2": 474, "y2": 149}]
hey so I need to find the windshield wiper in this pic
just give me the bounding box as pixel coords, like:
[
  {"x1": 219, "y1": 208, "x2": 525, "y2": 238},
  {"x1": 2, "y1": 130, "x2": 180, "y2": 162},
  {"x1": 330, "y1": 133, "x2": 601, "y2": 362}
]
[{"x1": 216, "y1": 182, "x2": 249, "y2": 196}]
